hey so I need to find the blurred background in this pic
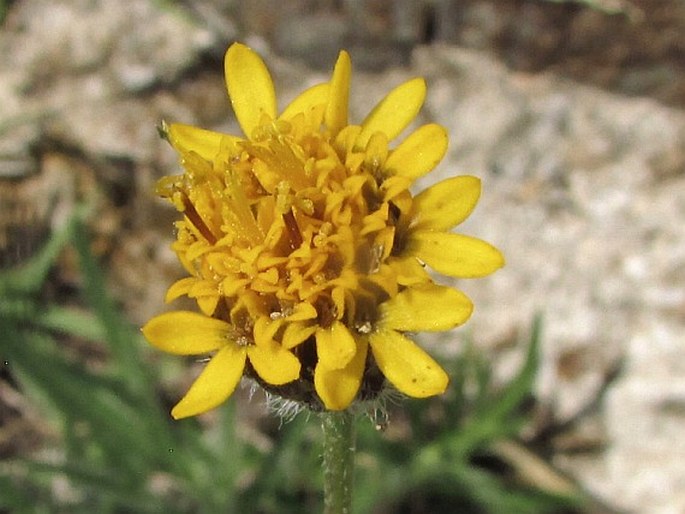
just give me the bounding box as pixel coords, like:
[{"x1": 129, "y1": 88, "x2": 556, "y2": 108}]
[{"x1": 1, "y1": 0, "x2": 684, "y2": 512}]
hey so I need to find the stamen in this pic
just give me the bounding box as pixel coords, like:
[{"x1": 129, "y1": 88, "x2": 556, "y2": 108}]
[
  {"x1": 283, "y1": 209, "x2": 303, "y2": 251},
  {"x1": 181, "y1": 194, "x2": 218, "y2": 245}
]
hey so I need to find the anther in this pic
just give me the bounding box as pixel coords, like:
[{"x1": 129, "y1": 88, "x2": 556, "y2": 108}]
[
  {"x1": 181, "y1": 194, "x2": 218, "y2": 245},
  {"x1": 282, "y1": 209, "x2": 303, "y2": 251}
]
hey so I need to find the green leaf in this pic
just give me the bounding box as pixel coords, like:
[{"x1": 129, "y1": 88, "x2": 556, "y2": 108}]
[
  {"x1": 479, "y1": 314, "x2": 542, "y2": 422},
  {"x1": 71, "y1": 221, "x2": 150, "y2": 391}
]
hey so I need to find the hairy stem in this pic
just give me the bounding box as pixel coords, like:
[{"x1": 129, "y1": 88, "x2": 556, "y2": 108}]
[{"x1": 321, "y1": 410, "x2": 356, "y2": 514}]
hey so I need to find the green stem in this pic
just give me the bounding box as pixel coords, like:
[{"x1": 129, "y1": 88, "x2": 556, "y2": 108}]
[{"x1": 321, "y1": 410, "x2": 356, "y2": 514}]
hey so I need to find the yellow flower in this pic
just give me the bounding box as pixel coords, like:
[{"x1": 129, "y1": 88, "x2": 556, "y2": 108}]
[{"x1": 142, "y1": 43, "x2": 504, "y2": 419}]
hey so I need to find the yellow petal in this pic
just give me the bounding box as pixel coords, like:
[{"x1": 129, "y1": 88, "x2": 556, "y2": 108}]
[
  {"x1": 282, "y1": 322, "x2": 316, "y2": 349},
  {"x1": 335, "y1": 124, "x2": 362, "y2": 155},
  {"x1": 314, "y1": 338, "x2": 367, "y2": 410},
  {"x1": 197, "y1": 294, "x2": 220, "y2": 317},
  {"x1": 387, "y1": 256, "x2": 431, "y2": 286},
  {"x1": 285, "y1": 301, "x2": 318, "y2": 321},
  {"x1": 324, "y1": 50, "x2": 351, "y2": 135},
  {"x1": 225, "y1": 42, "x2": 277, "y2": 138},
  {"x1": 357, "y1": 77, "x2": 426, "y2": 147},
  {"x1": 380, "y1": 175, "x2": 412, "y2": 202},
  {"x1": 380, "y1": 283, "x2": 473, "y2": 332},
  {"x1": 188, "y1": 279, "x2": 219, "y2": 298},
  {"x1": 167, "y1": 123, "x2": 235, "y2": 163},
  {"x1": 384, "y1": 123, "x2": 448, "y2": 180},
  {"x1": 171, "y1": 345, "x2": 247, "y2": 419},
  {"x1": 247, "y1": 342, "x2": 301, "y2": 385},
  {"x1": 316, "y1": 321, "x2": 357, "y2": 370},
  {"x1": 165, "y1": 277, "x2": 196, "y2": 303},
  {"x1": 364, "y1": 131, "x2": 389, "y2": 171},
  {"x1": 253, "y1": 316, "x2": 283, "y2": 347},
  {"x1": 412, "y1": 176, "x2": 481, "y2": 231},
  {"x1": 142, "y1": 311, "x2": 230, "y2": 355},
  {"x1": 369, "y1": 328, "x2": 448, "y2": 398},
  {"x1": 407, "y1": 232, "x2": 505, "y2": 278},
  {"x1": 280, "y1": 82, "x2": 330, "y2": 121}
]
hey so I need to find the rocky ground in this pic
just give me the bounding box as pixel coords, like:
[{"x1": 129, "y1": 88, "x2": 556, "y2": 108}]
[{"x1": 1, "y1": 1, "x2": 684, "y2": 512}]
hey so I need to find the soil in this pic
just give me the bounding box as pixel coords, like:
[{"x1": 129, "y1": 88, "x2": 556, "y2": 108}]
[{"x1": 443, "y1": 0, "x2": 685, "y2": 108}]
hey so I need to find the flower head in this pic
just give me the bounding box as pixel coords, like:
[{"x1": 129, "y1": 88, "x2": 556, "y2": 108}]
[{"x1": 143, "y1": 43, "x2": 504, "y2": 419}]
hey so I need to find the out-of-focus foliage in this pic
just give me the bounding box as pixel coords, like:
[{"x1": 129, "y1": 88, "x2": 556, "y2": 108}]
[
  {"x1": 0, "y1": 208, "x2": 583, "y2": 513},
  {"x1": 0, "y1": 1, "x2": 9, "y2": 24}
]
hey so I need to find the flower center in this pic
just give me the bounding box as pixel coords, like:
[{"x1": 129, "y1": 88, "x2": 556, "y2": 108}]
[{"x1": 160, "y1": 114, "x2": 408, "y2": 332}]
